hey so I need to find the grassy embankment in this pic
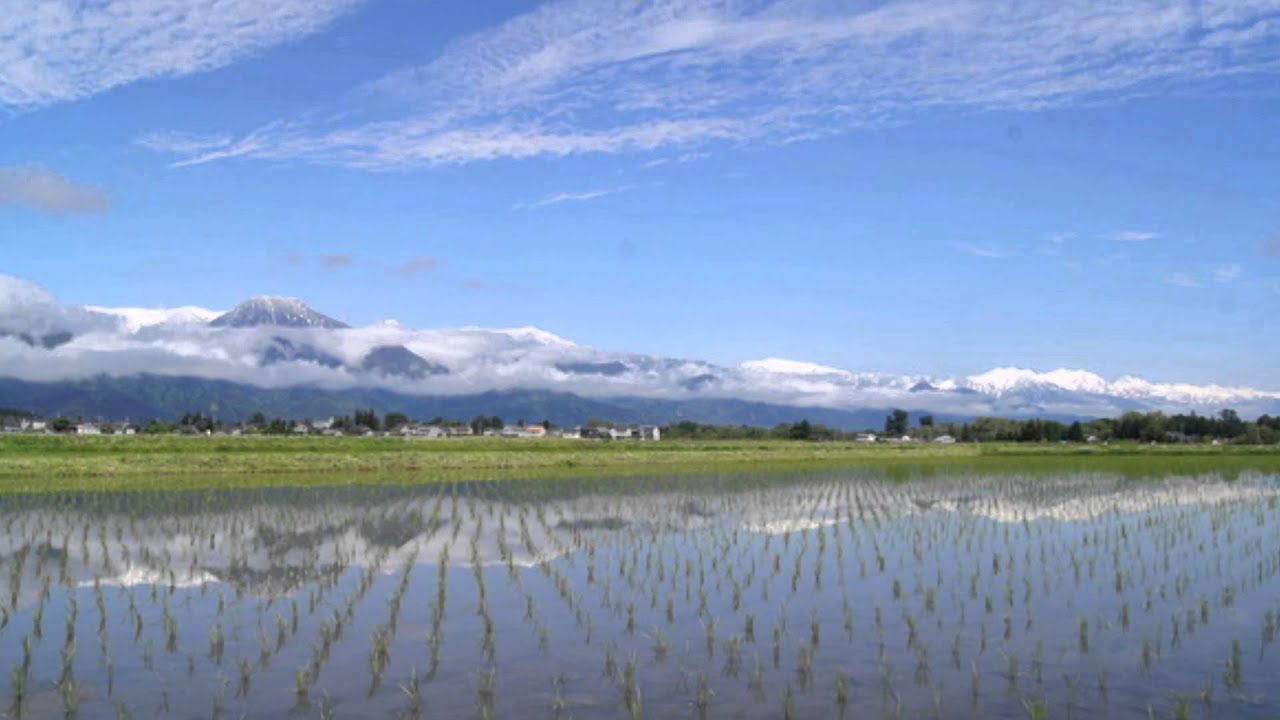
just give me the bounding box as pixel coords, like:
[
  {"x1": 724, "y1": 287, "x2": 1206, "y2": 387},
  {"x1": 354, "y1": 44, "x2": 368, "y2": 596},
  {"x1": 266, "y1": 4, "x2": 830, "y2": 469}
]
[{"x1": 0, "y1": 434, "x2": 1278, "y2": 493}]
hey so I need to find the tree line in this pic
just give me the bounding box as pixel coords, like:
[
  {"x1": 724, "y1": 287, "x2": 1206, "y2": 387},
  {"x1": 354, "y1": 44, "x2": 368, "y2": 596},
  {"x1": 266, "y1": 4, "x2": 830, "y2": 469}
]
[
  {"x1": 10, "y1": 405, "x2": 1280, "y2": 444},
  {"x1": 662, "y1": 409, "x2": 1280, "y2": 444}
]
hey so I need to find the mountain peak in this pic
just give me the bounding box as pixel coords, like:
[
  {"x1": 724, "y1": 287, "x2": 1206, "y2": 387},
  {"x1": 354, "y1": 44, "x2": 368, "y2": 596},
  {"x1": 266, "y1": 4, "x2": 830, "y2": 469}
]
[
  {"x1": 741, "y1": 357, "x2": 851, "y2": 376},
  {"x1": 210, "y1": 296, "x2": 349, "y2": 329}
]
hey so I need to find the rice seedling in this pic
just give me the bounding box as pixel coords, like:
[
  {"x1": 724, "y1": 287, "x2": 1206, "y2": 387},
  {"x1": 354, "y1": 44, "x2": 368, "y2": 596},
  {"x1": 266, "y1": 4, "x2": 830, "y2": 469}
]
[
  {"x1": 1022, "y1": 697, "x2": 1047, "y2": 720},
  {"x1": 294, "y1": 665, "x2": 310, "y2": 709},
  {"x1": 400, "y1": 668, "x2": 424, "y2": 718},
  {"x1": 835, "y1": 670, "x2": 849, "y2": 716},
  {"x1": 1224, "y1": 638, "x2": 1243, "y2": 689},
  {"x1": 694, "y1": 673, "x2": 713, "y2": 718},
  {"x1": 622, "y1": 655, "x2": 641, "y2": 720}
]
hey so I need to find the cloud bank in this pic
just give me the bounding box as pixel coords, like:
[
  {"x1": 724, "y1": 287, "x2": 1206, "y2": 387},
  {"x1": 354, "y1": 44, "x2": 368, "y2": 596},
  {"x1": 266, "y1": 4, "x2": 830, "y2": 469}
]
[
  {"x1": 143, "y1": 0, "x2": 1280, "y2": 170},
  {"x1": 0, "y1": 0, "x2": 363, "y2": 109},
  {"x1": 1, "y1": 273, "x2": 1278, "y2": 419}
]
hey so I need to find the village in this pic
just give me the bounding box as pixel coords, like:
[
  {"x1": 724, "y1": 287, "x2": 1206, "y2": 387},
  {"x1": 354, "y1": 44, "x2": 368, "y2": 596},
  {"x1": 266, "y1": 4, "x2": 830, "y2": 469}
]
[{"x1": 0, "y1": 413, "x2": 662, "y2": 441}]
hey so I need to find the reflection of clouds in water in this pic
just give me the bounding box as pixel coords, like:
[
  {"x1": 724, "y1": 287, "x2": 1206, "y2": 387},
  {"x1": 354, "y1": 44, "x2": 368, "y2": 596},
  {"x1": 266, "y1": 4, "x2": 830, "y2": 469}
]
[{"x1": 2, "y1": 471, "x2": 1277, "y2": 608}]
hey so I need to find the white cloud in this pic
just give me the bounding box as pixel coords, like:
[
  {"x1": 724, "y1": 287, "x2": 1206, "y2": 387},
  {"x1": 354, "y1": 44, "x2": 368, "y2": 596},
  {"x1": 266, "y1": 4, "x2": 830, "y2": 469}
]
[
  {"x1": 0, "y1": 165, "x2": 108, "y2": 214},
  {"x1": 1113, "y1": 230, "x2": 1160, "y2": 242},
  {"x1": 642, "y1": 151, "x2": 711, "y2": 168},
  {"x1": 143, "y1": 0, "x2": 1280, "y2": 170},
  {"x1": 515, "y1": 185, "x2": 634, "y2": 210},
  {"x1": 1212, "y1": 263, "x2": 1243, "y2": 282},
  {"x1": 0, "y1": 274, "x2": 116, "y2": 336},
  {"x1": 2, "y1": 272, "x2": 1278, "y2": 417},
  {"x1": 0, "y1": 0, "x2": 362, "y2": 109}
]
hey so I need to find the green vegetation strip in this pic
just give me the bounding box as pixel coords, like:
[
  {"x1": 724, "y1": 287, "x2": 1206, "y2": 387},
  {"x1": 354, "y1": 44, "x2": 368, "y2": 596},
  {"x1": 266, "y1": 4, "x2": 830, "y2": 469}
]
[{"x1": 0, "y1": 435, "x2": 1277, "y2": 493}]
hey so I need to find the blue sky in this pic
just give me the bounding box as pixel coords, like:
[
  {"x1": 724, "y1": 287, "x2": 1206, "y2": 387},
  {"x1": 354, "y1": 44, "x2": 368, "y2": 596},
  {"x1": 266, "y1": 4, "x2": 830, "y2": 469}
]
[{"x1": 2, "y1": 0, "x2": 1279, "y2": 387}]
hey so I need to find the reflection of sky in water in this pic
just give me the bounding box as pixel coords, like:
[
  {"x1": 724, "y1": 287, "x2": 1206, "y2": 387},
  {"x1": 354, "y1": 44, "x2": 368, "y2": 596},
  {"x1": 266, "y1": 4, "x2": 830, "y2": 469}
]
[{"x1": 1, "y1": 469, "x2": 1279, "y2": 719}]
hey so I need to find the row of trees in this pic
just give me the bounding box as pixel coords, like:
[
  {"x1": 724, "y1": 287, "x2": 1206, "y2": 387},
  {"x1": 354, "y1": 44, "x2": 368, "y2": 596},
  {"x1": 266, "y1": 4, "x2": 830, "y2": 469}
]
[
  {"x1": 664, "y1": 409, "x2": 1280, "y2": 444},
  {"x1": 920, "y1": 409, "x2": 1280, "y2": 444},
  {"x1": 663, "y1": 420, "x2": 859, "y2": 442},
  {"x1": 13, "y1": 404, "x2": 1280, "y2": 444}
]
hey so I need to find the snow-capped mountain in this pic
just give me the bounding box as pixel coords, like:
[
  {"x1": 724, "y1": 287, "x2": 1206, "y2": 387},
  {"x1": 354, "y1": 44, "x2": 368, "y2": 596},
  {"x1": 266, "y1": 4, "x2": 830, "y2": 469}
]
[
  {"x1": 1, "y1": 273, "x2": 1277, "y2": 422},
  {"x1": 209, "y1": 296, "x2": 349, "y2": 329},
  {"x1": 86, "y1": 305, "x2": 223, "y2": 332}
]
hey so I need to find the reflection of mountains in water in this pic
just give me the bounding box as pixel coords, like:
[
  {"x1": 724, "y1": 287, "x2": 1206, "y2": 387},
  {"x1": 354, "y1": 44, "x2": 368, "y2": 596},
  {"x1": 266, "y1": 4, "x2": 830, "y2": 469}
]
[{"x1": 2, "y1": 470, "x2": 1277, "y2": 606}]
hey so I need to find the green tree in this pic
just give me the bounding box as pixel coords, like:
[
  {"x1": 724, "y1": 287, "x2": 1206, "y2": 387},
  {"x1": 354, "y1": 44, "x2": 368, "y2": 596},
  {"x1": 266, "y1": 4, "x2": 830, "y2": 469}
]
[
  {"x1": 788, "y1": 420, "x2": 813, "y2": 441},
  {"x1": 353, "y1": 408, "x2": 381, "y2": 431},
  {"x1": 884, "y1": 409, "x2": 909, "y2": 436},
  {"x1": 384, "y1": 412, "x2": 410, "y2": 431},
  {"x1": 470, "y1": 415, "x2": 504, "y2": 434},
  {"x1": 1066, "y1": 421, "x2": 1085, "y2": 442},
  {"x1": 1219, "y1": 409, "x2": 1244, "y2": 438},
  {"x1": 918, "y1": 415, "x2": 934, "y2": 427}
]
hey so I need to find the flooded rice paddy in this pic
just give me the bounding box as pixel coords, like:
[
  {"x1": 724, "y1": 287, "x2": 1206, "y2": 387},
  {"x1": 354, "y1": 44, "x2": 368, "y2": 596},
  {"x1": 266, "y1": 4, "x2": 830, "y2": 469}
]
[{"x1": 3, "y1": 468, "x2": 1280, "y2": 719}]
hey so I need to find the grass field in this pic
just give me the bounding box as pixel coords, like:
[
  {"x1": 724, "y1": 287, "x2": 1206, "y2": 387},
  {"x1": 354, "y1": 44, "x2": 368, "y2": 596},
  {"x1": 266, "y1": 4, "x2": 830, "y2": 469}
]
[{"x1": 0, "y1": 434, "x2": 1278, "y2": 493}]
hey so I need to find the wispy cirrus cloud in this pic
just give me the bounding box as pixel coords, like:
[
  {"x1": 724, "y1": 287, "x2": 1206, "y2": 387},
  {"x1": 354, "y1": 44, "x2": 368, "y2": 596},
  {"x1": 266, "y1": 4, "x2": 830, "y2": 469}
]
[
  {"x1": 0, "y1": 165, "x2": 109, "y2": 214},
  {"x1": 515, "y1": 185, "x2": 634, "y2": 210},
  {"x1": 1213, "y1": 263, "x2": 1243, "y2": 283},
  {"x1": 143, "y1": 0, "x2": 1280, "y2": 171},
  {"x1": 1, "y1": 0, "x2": 362, "y2": 109},
  {"x1": 1112, "y1": 230, "x2": 1161, "y2": 242},
  {"x1": 643, "y1": 151, "x2": 711, "y2": 169}
]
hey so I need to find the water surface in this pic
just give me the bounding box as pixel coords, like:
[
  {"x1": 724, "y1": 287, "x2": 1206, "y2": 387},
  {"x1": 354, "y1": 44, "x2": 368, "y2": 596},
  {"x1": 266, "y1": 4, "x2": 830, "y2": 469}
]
[{"x1": 3, "y1": 468, "x2": 1279, "y2": 718}]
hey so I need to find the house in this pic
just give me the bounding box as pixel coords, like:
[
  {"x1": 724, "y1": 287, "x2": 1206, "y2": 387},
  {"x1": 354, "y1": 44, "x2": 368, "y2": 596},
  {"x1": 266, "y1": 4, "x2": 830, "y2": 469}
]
[
  {"x1": 21, "y1": 419, "x2": 47, "y2": 433},
  {"x1": 608, "y1": 425, "x2": 661, "y2": 441},
  {"x1": 75, "y1": 422, "x2": 102, "y2": 435},
  {"x1": 401, "y1": 424, "x2": 447, "y2": 438},
  {"x1": 855, "y1": 433, "x2": 877, "y2": 443},
  {"x1": 933, "y1": 435, "x2": 956, "y2": 444},
  {"x1": 499, "y1": 424, "x2": 547, "y2": 438}
]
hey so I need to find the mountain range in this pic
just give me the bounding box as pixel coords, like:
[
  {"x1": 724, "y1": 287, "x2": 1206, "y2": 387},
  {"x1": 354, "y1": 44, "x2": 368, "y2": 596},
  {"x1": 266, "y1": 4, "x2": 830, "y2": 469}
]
[{"x1": 1, "y1": 274, "x2": 1277, "y2": 426}]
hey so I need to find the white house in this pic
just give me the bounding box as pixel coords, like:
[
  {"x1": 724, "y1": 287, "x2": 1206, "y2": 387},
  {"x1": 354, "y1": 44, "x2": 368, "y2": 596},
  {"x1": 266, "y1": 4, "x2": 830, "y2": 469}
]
[
  {"x1": 501, "y1": 425, "x2": 547, "y2": 438},
  {"x1": 933, "y1": 435, "x2": 956, "y2": 444},
  {"x1": 75, "y1": 423, "x2": 102, "y2": 435},
  {"x1": 402, "y1": 424, "x2": 447, "y2": 438},
  {"x1": 608, "y1": 425, "x2": 661, "y2": 441},
  {"x1": 855, "y1": 433, "x2": 877, "y2": 443}
]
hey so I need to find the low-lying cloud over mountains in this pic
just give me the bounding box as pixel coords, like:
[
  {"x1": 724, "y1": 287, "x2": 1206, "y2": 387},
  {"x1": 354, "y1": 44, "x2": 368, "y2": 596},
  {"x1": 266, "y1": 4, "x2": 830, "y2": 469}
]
[{"x1": 2, "y1": 273, "x2": 1277, "y2": 423}]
